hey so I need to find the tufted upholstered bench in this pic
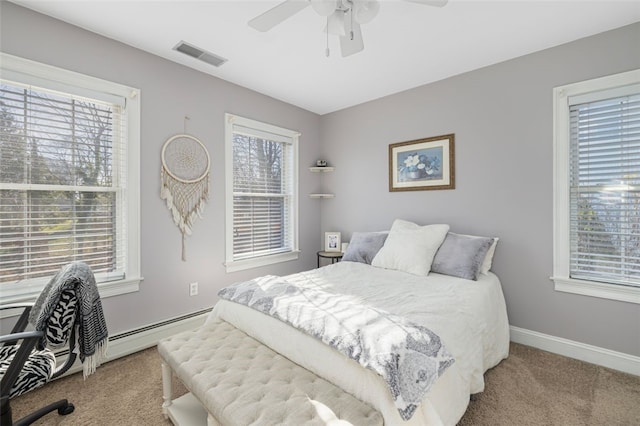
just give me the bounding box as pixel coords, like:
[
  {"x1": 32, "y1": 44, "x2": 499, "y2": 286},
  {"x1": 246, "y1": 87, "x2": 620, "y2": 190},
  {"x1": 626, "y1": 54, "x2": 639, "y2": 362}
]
[{"x1": 158, "y1": 318, "x2": 383, "y2": 426}]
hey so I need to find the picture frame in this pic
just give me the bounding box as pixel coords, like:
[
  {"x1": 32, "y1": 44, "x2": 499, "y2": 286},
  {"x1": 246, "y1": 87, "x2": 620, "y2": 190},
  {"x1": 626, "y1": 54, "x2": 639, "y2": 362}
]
[
  {"x1": 324, "y1": 231, "x2": 342, "y2": 252},
  {"x1": 389, "y1": 134, "x2": 455, "y2": 192}
]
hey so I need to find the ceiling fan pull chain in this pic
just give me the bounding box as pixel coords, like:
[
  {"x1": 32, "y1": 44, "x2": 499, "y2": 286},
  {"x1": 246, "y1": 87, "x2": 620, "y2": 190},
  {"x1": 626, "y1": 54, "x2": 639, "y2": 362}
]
[
  {"x1": 350, "y1": 7, "x2": 354, "y2": 41},
  {"x1": 325, "y1": 16, "x2": 330, "y2": 57}
]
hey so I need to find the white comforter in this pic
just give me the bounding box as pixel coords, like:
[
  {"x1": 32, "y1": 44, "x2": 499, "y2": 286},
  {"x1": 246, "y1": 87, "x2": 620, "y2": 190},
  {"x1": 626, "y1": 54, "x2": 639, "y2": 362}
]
[{"x1": 208, "y1": 262, "x2": 510, "y2": 425}]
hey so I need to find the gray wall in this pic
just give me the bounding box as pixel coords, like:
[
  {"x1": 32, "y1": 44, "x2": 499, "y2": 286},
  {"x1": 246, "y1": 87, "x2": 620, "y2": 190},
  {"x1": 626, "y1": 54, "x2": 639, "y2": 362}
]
[
  {"x1": 2, "y1": 3, "x2": 639, "y2": 358},
  {"x1": 320, "y1": 23, "x2": 640, "y2": 357},
  {"x1": 0, "y1": 3, "x2": 322, "y2": 334}
]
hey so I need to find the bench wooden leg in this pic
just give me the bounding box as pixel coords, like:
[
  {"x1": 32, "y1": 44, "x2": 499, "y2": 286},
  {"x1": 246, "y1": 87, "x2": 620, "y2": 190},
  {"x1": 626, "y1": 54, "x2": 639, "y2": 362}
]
[{"x1": 161, "y1": 361, "x2": 173, "y2": 419}]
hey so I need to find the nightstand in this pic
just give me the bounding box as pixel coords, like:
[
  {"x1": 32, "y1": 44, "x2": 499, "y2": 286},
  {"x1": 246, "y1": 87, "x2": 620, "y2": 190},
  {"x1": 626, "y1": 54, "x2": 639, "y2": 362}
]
[{"x1": 317, "y1": 251, "x2": 343, "y2": 268}]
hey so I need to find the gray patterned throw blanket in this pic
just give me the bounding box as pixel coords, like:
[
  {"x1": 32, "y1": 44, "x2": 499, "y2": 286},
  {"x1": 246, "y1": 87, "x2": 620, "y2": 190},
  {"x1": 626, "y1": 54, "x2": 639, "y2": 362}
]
[
  {"x1": 29, "y1": 261, "x2": 108, "y2": 379},
  {"x1": 218, "y1": 275, "x2": 454, "y2": 421}
]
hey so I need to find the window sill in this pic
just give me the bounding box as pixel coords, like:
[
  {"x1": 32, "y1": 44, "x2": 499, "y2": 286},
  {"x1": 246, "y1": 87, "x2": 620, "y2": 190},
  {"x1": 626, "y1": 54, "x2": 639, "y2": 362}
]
[
  {"x1": 225, "y1": 251, "x2": 300, "y2": 273},
  {"x1": 551, "y1": 276, "x2": 640, "y2": 305},
  {"x1": 98, "y1": 276, "x2": 143, "y2": 299},
  {"x1": 0, "y1": 276, "x2": 142, "y2": 307}
]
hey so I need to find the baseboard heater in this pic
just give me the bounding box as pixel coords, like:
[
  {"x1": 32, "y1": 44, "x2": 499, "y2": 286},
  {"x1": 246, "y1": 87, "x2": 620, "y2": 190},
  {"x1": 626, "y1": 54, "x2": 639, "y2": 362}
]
[
  {"x1": 109, "y1": 308, "x2": 211, "y2": 342},
  {"x1": 55, "y1": 307, "x2": 212, "y2": 376}
]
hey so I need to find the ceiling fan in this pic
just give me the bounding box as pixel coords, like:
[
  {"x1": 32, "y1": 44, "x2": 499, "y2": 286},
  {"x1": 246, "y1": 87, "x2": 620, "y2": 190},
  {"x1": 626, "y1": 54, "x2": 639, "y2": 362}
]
[{"x1": 248, "y1": 0, "x2": 448, "y2": 57}]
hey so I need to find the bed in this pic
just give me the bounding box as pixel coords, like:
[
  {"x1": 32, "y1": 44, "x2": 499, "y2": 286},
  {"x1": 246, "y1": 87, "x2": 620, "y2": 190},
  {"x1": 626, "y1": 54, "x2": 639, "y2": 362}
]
[{"x1": 161, "y1": 220, "x2": 510, "y2": 425}]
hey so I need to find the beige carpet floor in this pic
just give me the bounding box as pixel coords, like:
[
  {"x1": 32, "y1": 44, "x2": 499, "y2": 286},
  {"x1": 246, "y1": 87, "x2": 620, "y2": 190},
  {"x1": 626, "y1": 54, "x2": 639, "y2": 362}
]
[{"x1": 9, "y1": 342, "x2": 640, "y2": 425}]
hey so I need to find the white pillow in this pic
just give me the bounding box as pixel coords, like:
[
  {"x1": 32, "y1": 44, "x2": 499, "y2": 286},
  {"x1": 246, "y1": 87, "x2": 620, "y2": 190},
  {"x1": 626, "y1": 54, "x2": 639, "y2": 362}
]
[
  {"x1": 371, "y1": 219, "x2": 449, "y2": 276},
  {"x1": 481, "y1": 237, "x2": 499, "y2": 274}
]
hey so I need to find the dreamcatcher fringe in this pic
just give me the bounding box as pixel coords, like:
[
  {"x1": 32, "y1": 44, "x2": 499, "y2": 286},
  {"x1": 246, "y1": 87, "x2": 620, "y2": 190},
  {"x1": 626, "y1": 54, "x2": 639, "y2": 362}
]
[{"x1": 161, "y1": 167, "x2": 209, "y2": 261}]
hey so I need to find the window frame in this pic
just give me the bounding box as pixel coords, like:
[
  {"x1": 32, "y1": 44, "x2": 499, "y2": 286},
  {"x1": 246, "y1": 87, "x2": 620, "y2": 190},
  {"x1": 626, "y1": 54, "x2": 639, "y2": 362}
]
[
  {"x1": 552, "y1": 69, "x2": 640, "y2": 304},
  {"x1": 224, "y1": 113, "x2": 299, "y2": 273},
  {"x1": 0, "y1": 53, "x2": 141, "y2": 304}
]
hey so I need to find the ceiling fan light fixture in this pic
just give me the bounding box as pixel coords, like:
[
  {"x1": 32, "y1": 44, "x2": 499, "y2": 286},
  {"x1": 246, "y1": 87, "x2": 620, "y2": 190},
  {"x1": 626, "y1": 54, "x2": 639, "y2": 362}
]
[
  {"x1": 310, "y1": 0, "x2": 338, "y2": 17},
  {"x1": 247, "y1": 0, "x2": 449, "y2": 58},
  {"x1": 353, "y1": 0, "x2": 380, "y2": 24}
]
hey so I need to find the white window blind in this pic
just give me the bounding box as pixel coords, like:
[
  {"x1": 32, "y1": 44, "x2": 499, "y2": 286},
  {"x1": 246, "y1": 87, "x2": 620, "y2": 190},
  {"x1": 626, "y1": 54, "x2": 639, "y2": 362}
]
[
  {"x1": 232, "y1": 131, "x2": 294, "y2": 260},
  {"x1": 224, "y1": 114, "x2": 299, "y2": 271},
  {"x1": 569, "y1": 90, "x2": 640, "y2": 287},
  {"x1": 0, "y1": 79, "x2": 127, "y2": 285}
]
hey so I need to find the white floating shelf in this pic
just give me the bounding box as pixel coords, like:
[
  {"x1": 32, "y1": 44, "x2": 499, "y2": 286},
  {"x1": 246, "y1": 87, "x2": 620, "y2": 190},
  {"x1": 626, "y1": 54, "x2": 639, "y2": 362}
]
[
  {"x1": 309, "y1": 166, "x2": 335, "y2": 172},
  {"x1": 309, "y1": 193, "x2": 335, "y2": 199}
]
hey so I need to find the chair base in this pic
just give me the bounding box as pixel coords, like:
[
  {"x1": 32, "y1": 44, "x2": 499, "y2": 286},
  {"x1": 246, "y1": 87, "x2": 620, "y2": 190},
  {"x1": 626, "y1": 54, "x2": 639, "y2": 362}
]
[{"x1": 12, "y1": 399, "x2": 74, "y2": 426}]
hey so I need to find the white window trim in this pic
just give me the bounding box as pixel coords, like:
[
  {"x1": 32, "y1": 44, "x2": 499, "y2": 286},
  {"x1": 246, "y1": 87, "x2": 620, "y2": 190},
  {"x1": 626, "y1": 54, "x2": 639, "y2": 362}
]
[
  {"x1": 552, "y1": 69, "x2": 640, "y2": 305},
  {"x1": 224, "y1": 113, "x2": 299, "y2": 273},
  {"x1": 0, "y1": 53, "x2": 142, "y2": 303}
]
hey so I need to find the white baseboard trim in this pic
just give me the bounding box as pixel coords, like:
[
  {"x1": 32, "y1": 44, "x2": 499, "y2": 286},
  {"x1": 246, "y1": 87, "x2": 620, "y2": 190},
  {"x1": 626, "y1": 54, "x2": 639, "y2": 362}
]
[
  {"x1": 510, "y1": 325, "x2": 640, "y2": 376},
  {"x1": 60, "y1": 309, "x2": 210, "y2": 377}
]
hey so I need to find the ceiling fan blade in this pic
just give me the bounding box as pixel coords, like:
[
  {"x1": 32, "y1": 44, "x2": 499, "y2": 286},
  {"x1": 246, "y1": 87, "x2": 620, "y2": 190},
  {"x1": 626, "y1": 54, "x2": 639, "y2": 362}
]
[
  {"x1": 249, "y1": 0, "x2": 310, "y2": 32},
  {"x1": 402, "y1": 0, "x2": 448, "y2": 7},
  {"x1": 340, "y1": 21, "x2": 364, "y2": 57}
]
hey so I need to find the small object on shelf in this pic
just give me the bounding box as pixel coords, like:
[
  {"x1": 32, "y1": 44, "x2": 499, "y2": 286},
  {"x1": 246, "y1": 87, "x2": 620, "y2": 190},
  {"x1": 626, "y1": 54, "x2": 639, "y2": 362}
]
[{"x1": 316, "y1": 159, "x2": 327, "y2": 167}]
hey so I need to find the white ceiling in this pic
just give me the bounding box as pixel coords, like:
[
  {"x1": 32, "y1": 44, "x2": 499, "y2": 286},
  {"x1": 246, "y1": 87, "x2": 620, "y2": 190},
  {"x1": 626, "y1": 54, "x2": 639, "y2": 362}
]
[{"x1": 10, "y1": 0, "x2": 640, "y2": 115}]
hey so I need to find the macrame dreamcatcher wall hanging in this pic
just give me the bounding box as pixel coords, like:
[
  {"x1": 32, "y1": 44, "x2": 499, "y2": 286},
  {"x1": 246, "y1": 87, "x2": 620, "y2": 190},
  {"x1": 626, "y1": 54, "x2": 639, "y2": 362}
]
[{"x1": 161, "y1": 131, "x2": 210, "y2": 261}]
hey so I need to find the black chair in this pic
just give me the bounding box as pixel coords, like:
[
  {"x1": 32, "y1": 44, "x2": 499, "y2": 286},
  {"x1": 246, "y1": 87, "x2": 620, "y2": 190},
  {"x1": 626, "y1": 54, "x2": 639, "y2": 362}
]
[{"x1": 0, "y1": 266, "x2": 85, "y2": 425}]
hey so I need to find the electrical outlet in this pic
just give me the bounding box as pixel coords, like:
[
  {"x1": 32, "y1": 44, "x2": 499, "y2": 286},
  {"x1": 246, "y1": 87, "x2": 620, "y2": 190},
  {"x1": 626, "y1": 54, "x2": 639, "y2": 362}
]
[{"x1": 189, "y1": 282, "x2": 198, "y2": 296}]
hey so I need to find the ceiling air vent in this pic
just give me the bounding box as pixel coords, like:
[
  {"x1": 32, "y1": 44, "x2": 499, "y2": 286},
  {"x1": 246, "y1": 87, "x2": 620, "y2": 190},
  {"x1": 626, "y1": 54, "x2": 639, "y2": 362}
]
[{"x1": 173, "y1": 41, "x2": 227, "y2": 67}]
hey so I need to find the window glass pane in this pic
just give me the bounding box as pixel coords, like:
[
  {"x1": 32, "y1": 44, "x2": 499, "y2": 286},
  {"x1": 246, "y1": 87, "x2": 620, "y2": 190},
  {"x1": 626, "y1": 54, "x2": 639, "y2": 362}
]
[
  {"x1": 233, "y1": 196, "x2": 286, "y2": 258},
  {"x1": 0, "y1": 190, "x2": 117, "y2": 283},
  {"x1": 231, "y1": 132, "x2": 291, "y2": 260},
  {"x1": 233, "y1": 134, "x2": 283, "y2": 194},
  {"x1": 569, "y1": 93, "x2": 640, "y2": 286},
  {"x1": 0, "y1": 83, "x2": 114, "y2": 187},
  {"x1": 0, "y1": 79, "x2": 124, "y2": 285}
]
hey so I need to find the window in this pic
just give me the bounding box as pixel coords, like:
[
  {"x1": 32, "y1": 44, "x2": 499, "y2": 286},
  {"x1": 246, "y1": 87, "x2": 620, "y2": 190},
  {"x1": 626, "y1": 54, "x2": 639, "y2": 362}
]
[
  {"x1": 553, "y1": 69, "x2": 640, "y2": 304},
  {"x1": 0, "y1": 53, "x2": 140, "y2": 303},
  {"x1": 224, "y1": 113, "x2": 299, "y2": 272}
]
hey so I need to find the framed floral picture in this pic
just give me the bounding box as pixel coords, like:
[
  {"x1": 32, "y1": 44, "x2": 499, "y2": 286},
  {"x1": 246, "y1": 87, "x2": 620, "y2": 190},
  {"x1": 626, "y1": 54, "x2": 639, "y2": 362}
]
[
  {"x1": 389, "y1": 134, "x2": 455, "y2": 192},
  {"x1": 324, "y1": 231, "x2": 342, "y2": 252}
]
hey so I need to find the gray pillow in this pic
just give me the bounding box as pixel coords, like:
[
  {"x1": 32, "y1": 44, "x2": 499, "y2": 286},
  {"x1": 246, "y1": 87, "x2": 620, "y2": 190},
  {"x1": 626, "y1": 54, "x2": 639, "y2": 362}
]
[
  {"x1": 431, "y1": 232, "x2": 494, "y2": 280},
  {"x1": 342, "y1": 232, "x2": 388, "y2": 264}
]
